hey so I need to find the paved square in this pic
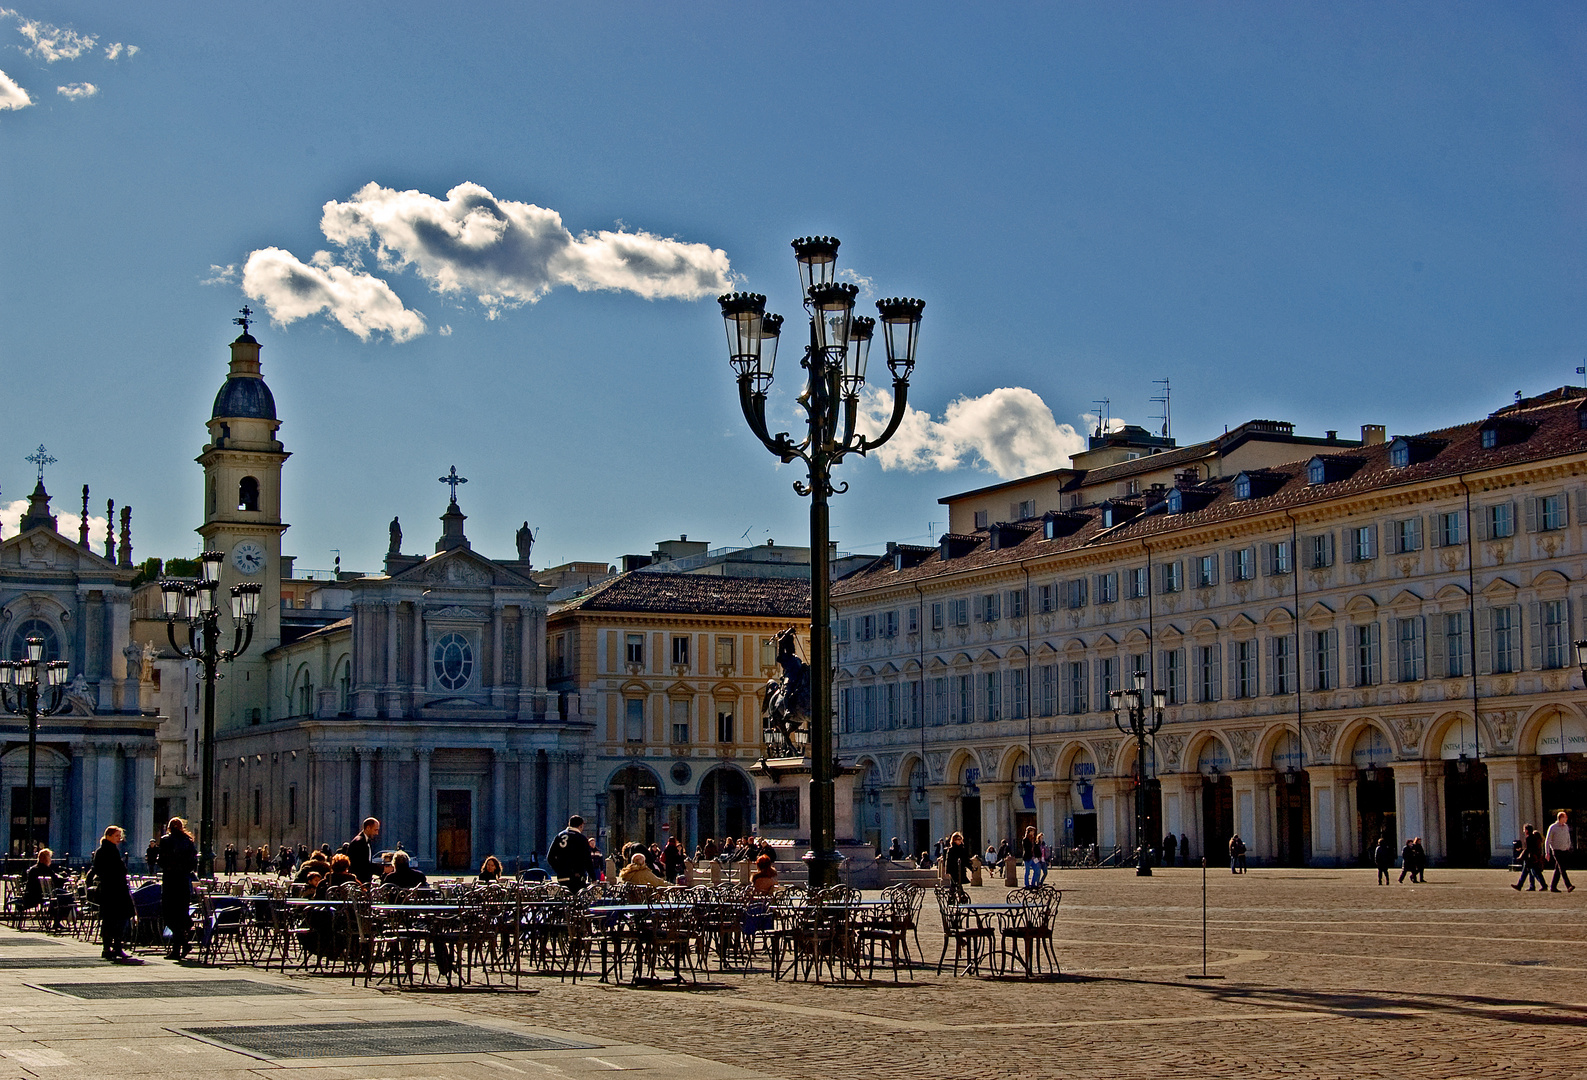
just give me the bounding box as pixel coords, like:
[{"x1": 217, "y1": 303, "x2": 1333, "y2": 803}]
[{"x1": 470, "y1": 867, "x2": 1586, "y2": 1079}]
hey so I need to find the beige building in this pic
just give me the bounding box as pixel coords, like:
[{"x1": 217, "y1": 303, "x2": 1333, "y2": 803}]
[
  {"x1": 548, "y1": 572, "x2": 809, "y2": 854},
  {"x1": 833, "y1": 387, "x2": 1587, "y2": 867}
]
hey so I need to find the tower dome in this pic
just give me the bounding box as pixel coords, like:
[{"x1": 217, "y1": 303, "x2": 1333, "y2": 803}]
[{"x1": 211, "y1": 331, "x2": 277, "y2": 421}]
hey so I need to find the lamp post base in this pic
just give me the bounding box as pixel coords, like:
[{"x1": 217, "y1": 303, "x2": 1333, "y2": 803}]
[
  {"x1": 1136, "y1": 862, "x2": 1153, "y2": 877},
  {"x1": 802, "y1": 848, "x2": 844, "y2": 890}
]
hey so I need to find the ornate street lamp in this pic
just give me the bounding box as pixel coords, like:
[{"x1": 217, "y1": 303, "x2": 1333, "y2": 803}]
[
  {"x1": 1112, "y1": 670, "x2": 1166, "y2": 877},
  {"x1": 720, "y1": 236, "x2": 924, "y2": 889},
  {"x1": 0, "y1": 638, "x2": 71, "y2": 859},
  {"x1": 159, "y1": 556, "x2": 261, "y2": 878}
]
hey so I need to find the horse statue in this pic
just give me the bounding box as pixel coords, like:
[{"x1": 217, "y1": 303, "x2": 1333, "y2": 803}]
[{"x1": 761, "y1": 626, "x2": 810, "y2": 756}]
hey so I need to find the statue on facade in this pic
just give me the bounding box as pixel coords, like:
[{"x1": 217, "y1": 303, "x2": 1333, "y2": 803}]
[
  {"x1": 516, "y1": 521, "x2": 534, "y2": 563},
  {"x1": 388, "y1": 516, "x2": 402, "y2": 554},
  {"x1": 761, "y1": 626, "x2": 810, "y2": 757}
]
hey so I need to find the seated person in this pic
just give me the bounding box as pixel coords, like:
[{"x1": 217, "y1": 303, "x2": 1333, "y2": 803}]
[
  {"x1": 293, "y1": 855, "x2": 331, "y2": 884},
  {"x1": 478, "y1": 855, "x2": 502, "y2": 882},
  {"x1": 385, "y1": 851, "x2": 428, "y2": 888},
  {"x1": 313, "y1": 853, "x2": 362, "y2": 896},
  {"x1": 750, "y1": 854, "x2": 779, "y2": 895},
  {"x1": 19, "y1": 849, "x2": 66, "y2": 918},
  {"x1": 617, "y1": 851, "x2": 668, "y2": 888}
]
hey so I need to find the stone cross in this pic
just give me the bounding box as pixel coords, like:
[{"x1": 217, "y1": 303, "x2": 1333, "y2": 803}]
[
  {"x1": 439, "y1": 465, "x2": 468, "y2": 503},
  {"x1": 25, "y1": 445, "x2": 55, "y2": 482},
  {"x1": 234, "y1": 305, "x2": 253, "y2": 333}
]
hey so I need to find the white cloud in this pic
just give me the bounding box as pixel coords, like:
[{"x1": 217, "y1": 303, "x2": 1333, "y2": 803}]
[
  {"x1": 1, "y1": 498, "x2": 107, "y2": 544},
  {"x1": 0, "y1": 68, "x2": 30, "y2": 110},
  {"x1": 857, "y1": 386, "x2": 1089, "y2": 480},
  {"x1": 55, "y1": 81, "x2": 95, "y2": 100},
  {"x1": 241, "y1": 247, "x2": 425, "y2": 343},
  {"x1": 103, "y1": 42, "x2": 136, "y2": 60},
  {"x1": 318, "y1": 181, "x2": 732, "y2": 312},
  {"x1": 7, "y1": 13, "x2": 96, "y2": 61},
  {"x1": 437, "y1": 325, "x2": 452, "y2": 336},
  {"x1": 202, "y1": 263, "x2": 237, "y2": 285}
]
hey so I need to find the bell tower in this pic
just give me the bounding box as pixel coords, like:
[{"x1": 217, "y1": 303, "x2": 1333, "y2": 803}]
[{"x1": 196, "y1": 309, "x2": 289, "y2": 733}]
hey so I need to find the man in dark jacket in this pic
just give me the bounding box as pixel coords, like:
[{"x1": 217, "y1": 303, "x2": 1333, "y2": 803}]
[
  {"x1": 347, "y1": 817, "x2": 382, "y2": 883},
  {"x1": 547, "y1": 815, "x2": 591, "y2": 892},
  {"x1": 90, "y1": 826, "x2": 140, "y2": 964},
  {"x1": 158, "y1": 818, "x2": 199, "y2": 959}
]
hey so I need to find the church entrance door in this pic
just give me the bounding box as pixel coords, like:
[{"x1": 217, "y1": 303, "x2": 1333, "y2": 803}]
[{"x1": 436, "y1": 790, "x2": 471, "y2": 871}]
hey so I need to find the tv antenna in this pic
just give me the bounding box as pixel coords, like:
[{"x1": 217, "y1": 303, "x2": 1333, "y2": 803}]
[
  {"x1": 1152, "y1": 378, "x2": 1172, "y2": 440},
  {"x1": 1092, "y1": 398, "x2": 1111, "y2": 438}
]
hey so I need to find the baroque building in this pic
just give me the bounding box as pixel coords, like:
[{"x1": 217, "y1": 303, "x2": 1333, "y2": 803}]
[
  {"x1": 137, "y1": 325, "x2": 578, "y2": 872},
  {"x1": 832, "y1": 388, "x2": 1587, "y2": 867},
  {"x1": 1, "y1": 473, "x2": 158, "y2": 861}
]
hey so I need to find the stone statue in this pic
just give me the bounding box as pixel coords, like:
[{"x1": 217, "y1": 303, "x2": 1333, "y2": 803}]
[
  {"x1": 388, "y1": 516, "x2": 402, "y2": 554},
  {"x1": 516, "y1": 521, "x2": 534, "y2": 563},
  {"x1": 761, "y1": 627, "x2": 811, "y2": 757}
]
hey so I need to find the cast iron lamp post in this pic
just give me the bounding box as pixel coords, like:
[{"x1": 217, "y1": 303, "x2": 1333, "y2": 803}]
[
  {"x1": 0, "y1": 638, "x2": 70, "y2": 859},
  {"x1": 159, "y1": 552, "x2": 261, "y2": 878},
  {"x1": 720, "y1": 236, "x2": 924, "y2": 889},
  {"x1": 1111, "y1": 670, "x2": 1166, "y2": 877}
]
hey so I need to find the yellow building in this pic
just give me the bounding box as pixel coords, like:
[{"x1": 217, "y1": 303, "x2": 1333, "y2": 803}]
[
  {"x1": 834, "y1": 387, "x2": 1587, "y2": 868},
  {"x1": 549, "y1": 572, "x2": 808, "y2": 853}
]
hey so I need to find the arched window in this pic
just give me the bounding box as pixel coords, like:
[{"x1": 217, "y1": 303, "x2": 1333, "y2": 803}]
[
  {"x1": 9, "y1": 619, "x2": 61, "y2": 663},
  {"x1": 432, "y1": 632, "x2": 474, "y2": 691},
  {"x1": 237, "y1": 476, "x2": 260, "y2": 512}
]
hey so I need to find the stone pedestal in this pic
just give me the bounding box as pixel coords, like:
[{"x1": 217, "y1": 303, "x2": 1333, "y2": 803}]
[{"x1": 747, "y1": 756, "x2": 861, "y2": 846}]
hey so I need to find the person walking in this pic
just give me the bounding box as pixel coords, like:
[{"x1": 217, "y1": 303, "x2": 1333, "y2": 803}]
[
  {"x1": 1409, "y1": 837, "x2": 1427, "y2": 883},
  {"x1": 1398, "y1": 837, "x2": 1417, "y2": 883},
  {"x1": 662, "y1": 836, "x2": 685, "y2": 883},
  {"x1": 157, "y1": 817, "x2": 199, "y2": 959},
  {"x1": 547, "y1": 815, "x2": 592, "y2": 893},
  {"x1": 1544, "y1": 811, "x2": 1575, "y2": 893},
  {"x1": 1513, "y1": 824, "x2": 1547, "y2": 891},
  {"x1": 1163, "y1": 831, "x2": 1177, "y2": 868},
  {"x1": 223, "y1": 843, "x2": 237, "y2": 875},
  {"x1": 89, "y1": 826, "x2": 140, "y2": 964},
  {"x1": 1228, "y1": 834, "x2": 1245, "y2": 874},
  {"x1": 1373, "y1": 834, "x2": 1394, "y2": 885},
  {"x1": 946, "y1": 831, "x2": 972, "y2": 904},
  {"x1": 1020, "y1": 826, "x2": 1040, "y2": 888}
]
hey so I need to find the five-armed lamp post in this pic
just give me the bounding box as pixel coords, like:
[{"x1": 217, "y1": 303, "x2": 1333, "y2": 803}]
[
  {"x1": 0, "y1": 638, "x2": 71, "y2": 860},
  {"x1": 720, "y1": 236, "x2": 924, "y2": 889},
  {"x1": 160, "y1": 553, "x2": 261, "y2": 878},
  {"x1": 1112, "y1": 671, "x2": 1166, "y2": 877}
]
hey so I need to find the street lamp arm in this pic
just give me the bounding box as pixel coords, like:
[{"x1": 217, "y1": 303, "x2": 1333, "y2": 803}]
[
  {"x1": 226, "y1": 618, "x2": 255, "y2": 660},
  {"x1": 738, "y1": 379, "x2": 807, "y2": 464},
  {"x1": 849, "y1": 378, "x2": 911, "y2": 455}
]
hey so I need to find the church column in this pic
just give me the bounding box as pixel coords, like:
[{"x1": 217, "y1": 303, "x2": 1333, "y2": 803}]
[
  {"x1": 518, "y1": 612, "x2": 535, "y2": 718},
  {"x1": 415, "y1": 747, "x2": 433, "y2": 864},
  {"x1": 519, "y1": 750, "x2": 541, "y2": 865},
  {"x1": 492, "y1": 749, "x2": 510, "y2": 858},
  {"x1": 546, "y1": 751, "x2": 569, "y2": 839},
  {"x1": 353, "y1": 603, "x2": 378, "y2": 718},
  {"x1": 357, "y1": 747, "x2": 375, "y2": 827},
  {"x1": 129, "y1": 748, "x2": 156, "y2": 867},
  {"x1": 491, "y1": 604, "x2": 506, "y2": 710},
  {"x1": 683, "y1": 800, "x2": 699, "y2": 853},
  {"x1": 411, "y1": 603, "x2": 426, "y2": 702},
  {"x1": 383, "y1": 601, "x2": 402, "y2": 718},
  {"x1": 96, "y1": 743, "x2": 118, "y2": 835}
]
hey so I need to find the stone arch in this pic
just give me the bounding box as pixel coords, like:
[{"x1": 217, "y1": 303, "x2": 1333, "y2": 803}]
[
  {"x1": 1124, "y1": 627, "x2": 1151, "y2": 646},
  {"x1": 1257, "y1": 722, "x2": 1307, "y2": 770},
  {"x1": 1343, "y1": 594, "x2": 1380, "y2": 616},
  {"x1": 1522, "y1": 703, "x2": 1587, "y2": 756},
  {"x1": 1185, "y1": 731, "x2": 1234, "y2": 775},
  {"x1": 997, "y1": 744, "x2": 1036, "y2": 783},
  {"x1": 944, "y1": 747, "x2": 982, "y2": 790},
  {"x1": 1335, "y1": 717, "x2": 1396, "y2": 767},
  {"x1": 1190, "y1": 617, "x2": 1219, "y2": 636},
  {"x1": 1434, "y1": 583, "x2": 1470, "y2": 604},
  {"x1": 697, "y1": 763, "x2": 755, "y2": 841},
  {"x1": 896, "y1": 752, "x2": 927, "y2": 789},
  {"x1": 1055, "y1": 741, "x2": 1095, "y2": 778},
  {"x1": 1528, "y1": 568, "x2": 1571, "y2": 590},
  {"x1": 1428, "y1": 710, "x2": 1481, "y2": 760}
]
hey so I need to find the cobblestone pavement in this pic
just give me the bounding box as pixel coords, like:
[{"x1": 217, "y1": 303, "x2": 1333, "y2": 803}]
[{"x1": 472, "y1": 868, "x2": 1587, "y2": 1080}]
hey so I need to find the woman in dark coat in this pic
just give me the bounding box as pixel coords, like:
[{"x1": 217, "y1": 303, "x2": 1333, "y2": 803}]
[
  {"x1": 157, "y1": 818, "x2": 198, "y2": 959},
  {"x1": 88, "y1": 826, "x2": 140, "y2": 964},
  {"x1": 945, "y1": 831, "x2": 972, "y2": 904}
]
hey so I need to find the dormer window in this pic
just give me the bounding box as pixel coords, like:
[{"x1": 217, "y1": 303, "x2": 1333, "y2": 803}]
[
  {"x1": 1307, "y1": 459, "x2": 1327, "y2": 485},
  {"x1": 1234, "y1": 474, "x2": 1252, "y2": 500},
  {"x1": 1480, "y1": 428, "x2": 1498, "y2": 449},
  {"x1": 1478, "y1": 417, "x2": 1536, "y2": 449},
  {"x1": 1390, "y1": 442, "x2": 1409, "y2": 468},
  {"x1": 1167, "y1": 489, "x2": 1184, "y2": 514}
]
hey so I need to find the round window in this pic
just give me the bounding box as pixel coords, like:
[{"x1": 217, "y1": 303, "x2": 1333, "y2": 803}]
[{"x1": 432, "y1": 632, "x2": 474, "y2": 691}]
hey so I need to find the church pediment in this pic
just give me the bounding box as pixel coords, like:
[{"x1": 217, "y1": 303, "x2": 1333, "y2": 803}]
[
  {"x1": 389, "y1": 548, "x2": 537, "y2": 589},
  {"x1": 2, "y1": 526, "x2": 124, "y2": 577}
]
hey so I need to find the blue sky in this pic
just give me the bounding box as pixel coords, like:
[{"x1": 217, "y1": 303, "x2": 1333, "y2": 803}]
[{"x1": 1, "y1": 3, "x2": 1584, "y2": 574}]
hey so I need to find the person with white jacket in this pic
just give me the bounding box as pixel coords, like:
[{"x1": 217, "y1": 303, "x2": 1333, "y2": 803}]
[{"x1": 1544, "y1": 811, "x2": 1575, "y2": 893}]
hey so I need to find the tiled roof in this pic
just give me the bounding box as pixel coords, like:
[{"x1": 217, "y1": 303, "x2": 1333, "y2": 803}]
[
  {"x1": 834, "y1": 388, "x2": 1587, "y2": 596},
  {"x1": 552, "y1": 572, "x2": 810, "y2": 618}
]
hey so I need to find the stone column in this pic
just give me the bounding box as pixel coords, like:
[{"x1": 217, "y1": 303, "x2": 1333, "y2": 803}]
[
  {"x1": 95, "y1": 742, "x2": 119, "y2": 837},
  {"x1": 412, "y1": 603, "x2": 426, "y2": 696},
  {"x1": 980, "y1": 781, "x2": 1013, "y2": 853},
  {"x1": 415, "y1": 747, "x2": 433, "y2": 864},
  {"x1": 1305, "y1": 764, "x2": 1352, "y2": 864},
  {"x1": 546, "y1": 751, "x2": 569, "y2": 838},
  {"x1": 518, "y1": 610, "x2": 536, "y2": 718},
  {"x1": 1237, "y1": 768, "x2": 1274, "y2": 864},
  {"x1": 128, "y1": 749, "x2": 156, "y2": 865},
  {"x1": 491, "y1": 604, "x2": 506, "y2": 710},
  {"x1": 357, "y1": 747, "x2": 375, "y2": 827},
  {"x1": 492, "y1": 749, "x2": 510, "y2": 857},
  {"x1": 683, "y1": 799, "x2": 699, "y2": 852}
]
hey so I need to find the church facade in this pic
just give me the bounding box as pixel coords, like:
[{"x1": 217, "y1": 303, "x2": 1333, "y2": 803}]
[
  {"x1": 0, "y1": 473, "x2": 159, "y2": 862},
  {"x1": 145, "y1": 326, "x2": 583, "y2": 871}
]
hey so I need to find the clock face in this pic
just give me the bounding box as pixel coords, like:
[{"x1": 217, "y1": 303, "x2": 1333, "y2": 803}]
[{"x1": 232, "y1": 540, "x2": 267, "y2": 576}]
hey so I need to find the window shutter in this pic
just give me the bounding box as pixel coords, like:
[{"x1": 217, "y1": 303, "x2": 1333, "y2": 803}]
[
  {"x1": 1408, "y1": 517, "x2": 1422, "y2": 552},
  {"x1": 1475, "y1": 507, "x2": 1490, "y2": 541},
  {"x1": 1265, "y1": 637, "x2": 1275, "y2": 696},
  {"x1": 1526, "y1": 497, "x2": 1541, "y2": 534},
  {"x1": 1059, "y1": 665, "x2": 1072, "y2": 715},
  {"x1": 1365, "y1": 525, "x2": 1378, "y2": 559},
  {"x1": 1389, "y1": 621, "x2": 1402, "y2": 683},
  {"x1": 1384, "y1": 523, "x2": 1399, "y2": 556},
  {"x1": 1476, "y1": 607, "x2": 1492, "y2": 675},
  {"x1": 1413, "y1": 617, "x2": 1425, "y2": 681},
  {"x1": 1208, "y1": 645, "x2": 1221, "y2": 702},
  {"x1": 1429, "y1": 517, "x2": 1443, "y2": 549},
  {"x1": 1345, "y1": 627, "x2": 1359, "y2": 688},
  {"x1": 1428, "y1": 615, "x2": 1445, "y2": 680},
  {"x1": 1324, "y1": 532, "x2": 1336, "y2": 566},
  {"x1": 1372, "y1": 623, "x2": 1382, "y2": 684},
  {"x1": 1079, "y1": 662, "x2": 1089, "y2": 713},
  {"x1": 1262, "y1": 543, "x2": 1275, "y2": 575},
  {"x1": 1527, "y1": 601, "x2": 1542, "y2": 671},
  {"x1": 1576, "y1": 487, "x2": 1587, "y2": 525},
  {"x1": 1510, "y1": 603, "x2": 1524, "y2": 673},
  {"x1": 1303, "y1": 631, "x2": 1316, "y2": 691}
]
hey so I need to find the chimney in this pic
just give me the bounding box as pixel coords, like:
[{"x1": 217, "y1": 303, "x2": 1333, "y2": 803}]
[{"x1": 1361, "y1": 424, "x2": 1386, "y2": 446}]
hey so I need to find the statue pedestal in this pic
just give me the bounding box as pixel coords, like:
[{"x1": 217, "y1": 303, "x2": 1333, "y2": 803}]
[{"x1": 747, "y1": 756, "x2": 861, "y2": 846}]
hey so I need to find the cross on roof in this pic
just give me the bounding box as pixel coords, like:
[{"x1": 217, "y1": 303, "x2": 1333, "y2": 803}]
[
  {"x1": 234, "y1": 306, "x2": 253, "y2": 333},
  {"x1": 439, "y1": 465, "x2": 468, "y2": 503},
  {"x1": 25, "y1": 445, "x2": 55, "y2": 483}
]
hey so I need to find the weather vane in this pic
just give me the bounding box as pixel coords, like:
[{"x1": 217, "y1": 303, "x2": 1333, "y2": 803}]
[
  {"x1": 235, "y1": 305, "x2": 253, "y2": 333},
  {"x1": 25, "y1": 445, "x2": 55, "y2": 483},
  {"x1": 439, "y1": 465, "x2": 468, "y2": 503}
]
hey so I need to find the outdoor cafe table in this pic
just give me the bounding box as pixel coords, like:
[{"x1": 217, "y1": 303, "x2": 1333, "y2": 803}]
[{"x1": 954, "y1": 904, "x2": 1028, "y2": 977}]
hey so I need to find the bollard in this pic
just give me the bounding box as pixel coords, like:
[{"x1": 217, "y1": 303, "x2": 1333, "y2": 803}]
[
  {"x1": 970, "y1": 856, "x2": 984, "y2": 887},
  {"x1": 1003, "y1": 854, "x2": 1018, "y2": 887},
  {"x1": 709, "y1": 860, "x2": 722, "y2": 885}
]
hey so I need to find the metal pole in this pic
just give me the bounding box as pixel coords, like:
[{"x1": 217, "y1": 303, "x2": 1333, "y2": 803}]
[
  {"x1": 806, "y1": 477, "x2": 839, "y2": 889},
  {"x1": 199, "y1": 620, "x2": 218, "y2": 879},
  {"x1": 1186, "y1": 854, "x2": 1224, "y2": 980},
  {"x1": 1136, "y1": 707, "x2": 1152, "y2": 877},
  {"x1": 25, "y1": 684, "x2": 39, "y2": 857}
]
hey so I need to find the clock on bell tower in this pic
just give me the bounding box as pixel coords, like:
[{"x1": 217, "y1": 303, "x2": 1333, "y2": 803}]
[{"x1": 197, "y1": 311, "x2": 290, "y2": 734}]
